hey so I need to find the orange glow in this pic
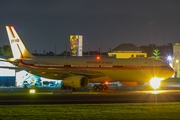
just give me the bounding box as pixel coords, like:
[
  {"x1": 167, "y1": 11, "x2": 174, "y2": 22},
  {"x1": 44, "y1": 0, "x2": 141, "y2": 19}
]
[
  {"x1": 105, "y1": 81, "x2": 109, "y2": 84},
  {"x1": 96, "y1": 56, "x2": 100, "y2": 60}
]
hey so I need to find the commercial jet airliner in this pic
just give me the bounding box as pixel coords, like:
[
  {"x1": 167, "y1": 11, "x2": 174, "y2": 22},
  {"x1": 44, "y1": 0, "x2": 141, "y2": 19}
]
[{"x1": 5, "y1": 26, "x2": 174, "y2": 90}]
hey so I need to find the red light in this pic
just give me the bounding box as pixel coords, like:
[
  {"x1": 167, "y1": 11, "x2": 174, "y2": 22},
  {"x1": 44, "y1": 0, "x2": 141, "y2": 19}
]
[
  {"x1": 96, "y1": 56, "x2": 100, "y2": 60},
  {"x1": 105, "y1": 81, "x2": 109, "y2": 84}
]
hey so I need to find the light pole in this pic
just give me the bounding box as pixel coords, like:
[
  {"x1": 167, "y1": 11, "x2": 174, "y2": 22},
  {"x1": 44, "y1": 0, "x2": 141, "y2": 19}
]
[{"x1": 176, "y1": 60, "x2": 179, "y2": 77}]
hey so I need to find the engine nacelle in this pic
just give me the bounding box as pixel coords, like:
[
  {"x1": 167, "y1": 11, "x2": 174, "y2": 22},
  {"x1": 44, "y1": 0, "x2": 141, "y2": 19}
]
[{"x1": 63, "y1": 75, "x2": 89, "y2": 88}]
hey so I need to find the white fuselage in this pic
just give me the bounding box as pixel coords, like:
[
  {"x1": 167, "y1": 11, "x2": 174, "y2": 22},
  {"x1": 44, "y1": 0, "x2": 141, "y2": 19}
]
[{"x1": 19, "y1": 56, "x2": 174, "y2": 83}]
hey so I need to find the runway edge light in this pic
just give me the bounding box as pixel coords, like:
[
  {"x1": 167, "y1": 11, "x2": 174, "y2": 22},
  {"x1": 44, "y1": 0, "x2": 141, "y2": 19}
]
[{"x1": 30, "y1": 89, "x2": 35, "y2": 94}]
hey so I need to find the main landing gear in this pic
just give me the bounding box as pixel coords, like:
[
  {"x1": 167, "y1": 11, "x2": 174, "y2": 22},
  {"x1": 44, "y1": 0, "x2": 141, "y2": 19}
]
[
  {"x1": 61, "y1": 85, "x2": 75, "y2": 91},
  {"x1": 93, "y1": 84, "x2": 108, "y2": 90}
]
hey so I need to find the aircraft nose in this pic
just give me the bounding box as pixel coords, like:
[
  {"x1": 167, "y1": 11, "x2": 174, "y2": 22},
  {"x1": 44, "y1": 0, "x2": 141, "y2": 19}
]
[{"x1": 168, "y1": 67, "x2": 174, "y2": 77}]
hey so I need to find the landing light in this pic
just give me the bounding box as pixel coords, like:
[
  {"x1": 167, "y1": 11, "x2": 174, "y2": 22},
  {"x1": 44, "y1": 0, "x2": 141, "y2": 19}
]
[{"x1": 150, "y1": 77, "x2": 164, "y2": 89}]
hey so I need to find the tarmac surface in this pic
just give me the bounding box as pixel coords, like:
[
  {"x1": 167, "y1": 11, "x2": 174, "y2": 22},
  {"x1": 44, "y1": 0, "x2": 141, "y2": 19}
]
[{"x1": 1, "y1": 88, "x2": 180, "y2": 105}]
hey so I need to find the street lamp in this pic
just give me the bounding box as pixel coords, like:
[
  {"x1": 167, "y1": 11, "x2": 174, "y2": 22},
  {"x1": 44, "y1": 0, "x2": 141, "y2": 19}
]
[
  {"x1": 167, "y1": 56, "x2": 172, "y2": 63},
  {"x1": 176, "y1": 60, "x2": 179, "y2": 77}
]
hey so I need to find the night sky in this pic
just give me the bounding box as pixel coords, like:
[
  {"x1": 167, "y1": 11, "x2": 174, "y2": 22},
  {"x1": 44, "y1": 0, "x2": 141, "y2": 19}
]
[{"x1": 0, "y1": 0, "x2": 180, "y2": 54}]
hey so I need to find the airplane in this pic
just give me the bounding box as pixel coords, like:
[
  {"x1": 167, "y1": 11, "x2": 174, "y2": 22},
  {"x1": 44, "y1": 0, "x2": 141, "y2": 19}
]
[{"x1": 5, "y1": 26, "x2": 174, "y2": 90}]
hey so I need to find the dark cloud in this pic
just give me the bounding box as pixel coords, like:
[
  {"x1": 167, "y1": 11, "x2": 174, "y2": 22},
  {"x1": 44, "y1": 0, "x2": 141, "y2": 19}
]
[{"x1": 0, "y1": 0, "x2": 180, "y2": 53}]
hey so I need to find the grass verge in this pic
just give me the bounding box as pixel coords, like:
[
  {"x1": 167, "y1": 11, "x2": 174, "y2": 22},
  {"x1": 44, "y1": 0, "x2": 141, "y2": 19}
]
[{"x1": 0, "y1": 103, "x2": 180, "y2": 120}]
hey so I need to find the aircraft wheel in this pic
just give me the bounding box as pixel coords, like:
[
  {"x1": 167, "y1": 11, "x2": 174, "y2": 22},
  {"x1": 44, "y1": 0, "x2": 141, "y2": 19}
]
[
  {"x1": 103, "y1": 85, "x2": 108, "y2": 90},
  {"x1": 61, "y1": 85, "x2": 65, "y2": 90},
  {"x1": 72, "y1": 88, "x2": 75, "y2": 92},
  {"x1": 98, "y1": 85, "x2": 103, "y2": 90},
  {"x1": 93, "y1": 85, "x2": 98, "y2": 90}
]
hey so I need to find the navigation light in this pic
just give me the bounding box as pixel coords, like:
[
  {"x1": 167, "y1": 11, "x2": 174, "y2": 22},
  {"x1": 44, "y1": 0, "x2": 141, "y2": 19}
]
[
  {"x1": 105, "y1": 81, "x2": 109, "y2": 84},
  {"x1": 96, "y1": 56, "x2": 101, "y2": 60}
]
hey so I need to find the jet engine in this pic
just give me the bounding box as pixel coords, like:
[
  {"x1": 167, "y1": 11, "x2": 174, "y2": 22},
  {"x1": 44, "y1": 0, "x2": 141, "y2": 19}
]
[{"x1": 62, "y1": 75, "x2": 89, "y2": 88}]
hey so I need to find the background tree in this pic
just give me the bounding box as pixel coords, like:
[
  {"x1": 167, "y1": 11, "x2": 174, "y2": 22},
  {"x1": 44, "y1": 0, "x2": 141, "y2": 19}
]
[
  {"x1": 0, "y1": 45, "x2": 12, "y2": 56},
  {"x1": 0, "y1": 46, "x2": 2, "y2": 55},
  {"x1": 139, "y1": 43, "x2": 173, "y2": 61},
  {"x1": 46, "y1": 51, "x2": 55, "y2": 56}
]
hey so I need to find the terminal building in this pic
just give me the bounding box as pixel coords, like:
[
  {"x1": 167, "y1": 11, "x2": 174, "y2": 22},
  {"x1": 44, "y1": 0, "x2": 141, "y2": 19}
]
[
  {"x1": 108, "y1": 43, "x2": 147, "y2": 58},
  {"x1": 0, "y1": 58, "x2": 62, "y2": 87},
  {"x1": 172, "y1": 43, "x2": 180, "y2": 77},
  {"x1": 0, "y1": 58, "x2": 16, "y2": 86}
]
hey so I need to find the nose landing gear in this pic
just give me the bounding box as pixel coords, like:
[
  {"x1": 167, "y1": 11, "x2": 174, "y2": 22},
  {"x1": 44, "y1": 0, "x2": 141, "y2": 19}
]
[{"x1": 61, "y1": 85, "x2": 75, "y2": 91}]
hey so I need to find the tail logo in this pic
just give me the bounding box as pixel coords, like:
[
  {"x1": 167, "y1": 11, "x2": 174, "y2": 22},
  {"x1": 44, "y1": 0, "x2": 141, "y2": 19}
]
[
  {"x1": 11, "y1": 39, "x2": 19, "y2": 44},
  {"x1": 6, "y1": 26, "x2": 35, "y2": 59}
]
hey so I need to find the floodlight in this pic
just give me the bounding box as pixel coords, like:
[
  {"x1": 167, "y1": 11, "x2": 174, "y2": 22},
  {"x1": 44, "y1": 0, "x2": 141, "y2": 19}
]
[{"x1": 167, "y1": 56, "x2": 172, "y2": 61}]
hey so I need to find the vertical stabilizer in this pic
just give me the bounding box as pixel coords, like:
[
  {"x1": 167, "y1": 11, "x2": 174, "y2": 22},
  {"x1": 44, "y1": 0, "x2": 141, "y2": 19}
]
[{"x1": 6, "y1": 26, "x2": 35, "y2": 59}]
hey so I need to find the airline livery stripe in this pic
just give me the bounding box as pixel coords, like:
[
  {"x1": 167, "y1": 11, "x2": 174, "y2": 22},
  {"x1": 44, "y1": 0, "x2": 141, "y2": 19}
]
[
  {"x1": 8, "y1": 26, "x2": 15, "y2": 38},
  {"x1": 20, "y1": 61, "x2": 173, "y2": 71},
  {"x1": 17, "y1": 44, "x2": 24, "y2": 58}
]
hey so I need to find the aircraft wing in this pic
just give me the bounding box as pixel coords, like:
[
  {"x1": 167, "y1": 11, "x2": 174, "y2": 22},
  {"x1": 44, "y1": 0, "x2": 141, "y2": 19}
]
[
  {"x1": 0, "y1": 56, "x2": 12, "y2": 61},
  {"x1": 27, "y1": 68, "x2": 105, "y2": 80},
  {"x1": 0, "y1": 58, "x2": 8, "y2": 62}
]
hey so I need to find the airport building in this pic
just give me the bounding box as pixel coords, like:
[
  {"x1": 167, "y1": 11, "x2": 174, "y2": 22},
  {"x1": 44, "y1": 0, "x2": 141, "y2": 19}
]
[
  {"x1": 0, "y1": 69, "x2": 15, "y2": 86},
  {"x1": 108, "y1": 43, "x2": 147, "y2": 58},
  {"x1": 172, "y1": 43, "x2": 180, "y2": 77},
  {"x1": 0, "y1": 58, "x2": 62, "y2": 87},
  {"x1": 0, "y1": 58, "x2": 16, "y2": 86}
]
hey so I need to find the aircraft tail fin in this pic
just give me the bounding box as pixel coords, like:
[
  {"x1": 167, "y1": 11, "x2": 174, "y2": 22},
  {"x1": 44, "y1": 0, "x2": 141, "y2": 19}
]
[{"x1": 6, "y1": 26, "x2": 35, "y2": 59}]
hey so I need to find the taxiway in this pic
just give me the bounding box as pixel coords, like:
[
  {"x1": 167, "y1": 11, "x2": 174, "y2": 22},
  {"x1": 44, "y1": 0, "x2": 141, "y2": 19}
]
[{"x1": 0, "y1": 89, "x2": 180, "y2": 105}]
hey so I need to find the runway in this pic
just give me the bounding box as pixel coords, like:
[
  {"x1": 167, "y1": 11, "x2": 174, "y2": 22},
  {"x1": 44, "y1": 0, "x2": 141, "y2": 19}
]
[{"x1": 1, "y1": 89, "x2": 180, "y2": 105}]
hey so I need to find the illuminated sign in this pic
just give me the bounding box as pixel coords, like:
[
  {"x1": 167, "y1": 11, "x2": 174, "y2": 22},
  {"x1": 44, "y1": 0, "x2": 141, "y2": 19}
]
[
  {"x1": 78, "y1": 36, "x2": 83, "y2": 56},
  {"x1": 70, "y1": 35, "x2": 83, "y2": 56}
]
